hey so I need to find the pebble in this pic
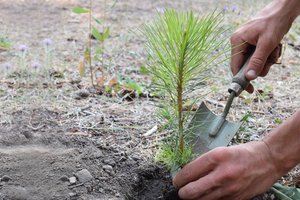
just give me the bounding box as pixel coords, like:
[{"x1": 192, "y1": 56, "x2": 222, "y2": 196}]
[
  {"x1": 75, "y1": 169, "x2": 93, "y2": 183},
  {"x1": 74, "y1": 89, "x2": 90, "y2": 100},
  {"x1": 130, "y1": 155, "x2": 140, "y2": 161},
  {"x1": 103, "y1": 165, "x2": 114, "y2": 175},
  {"x1": 91, "y1": 150, "x2": 103, "y2": 159},
  {"x1": 59, "y1": 175, "x2": 69, "y2": 182},
  {"x1": 118, "y1": 156, "x2": 127, "y2": 162},
  {"x1": 69, "y1": 192, "x2": 77, "y2": 197},
  {"x1": 103, "y1": 159, "x2": 116, "y2": 166},
  {"x1": 98, "y1": 177, "x2": 108, "y2": 181},
  {"x1": 1, "y1": 175, "x2": 11, "y2": 182},
  {"x1": 102, "y1": 165, "x2": 113, "y2": 172},
  {"x1": 69, "y1": 176, "x2": 77, "y2": 184}
]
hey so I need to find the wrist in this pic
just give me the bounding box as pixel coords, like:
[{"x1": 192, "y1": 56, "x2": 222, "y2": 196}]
[
  {"x1": 263, "y1": 110, "x2": 300, "y2": 174},
  {"x1": 272, "y1": 0, "x2": 300, "y2": 21}
]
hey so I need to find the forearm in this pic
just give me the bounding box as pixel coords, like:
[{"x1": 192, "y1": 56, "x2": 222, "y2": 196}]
[
  {"x1": 263, "y1": 109, "x2": 300, "y2": 175},
  {"x1": 260, "y1": 0, "x2": 300, "y2": 21},
  {"x1": 278, "y1": 0, "x2": 300, "y2": 19}
]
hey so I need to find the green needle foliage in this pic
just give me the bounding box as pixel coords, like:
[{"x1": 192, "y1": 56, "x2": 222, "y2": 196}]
[{"x1": 142, "y1": 9, "x2": 226, "y2": 171}]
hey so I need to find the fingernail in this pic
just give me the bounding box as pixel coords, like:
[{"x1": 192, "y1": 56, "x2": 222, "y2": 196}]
[{"x1": 246, "y1": 70, "x2": 257, "y2": 79}]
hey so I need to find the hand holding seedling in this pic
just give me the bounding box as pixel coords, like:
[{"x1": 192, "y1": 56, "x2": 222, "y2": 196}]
[
  {"x1": 173, "y1": 141, "x2": 280, "y2": 199},
  {"x1": 174, "y1": 0, "x2": 300, "y2": 199},
  {"x1": 174, "y1": 109, "x2": 300, "y2": 200},
  {"x1": 231, "y1": 0, "x2": 300, "y2": 93}
]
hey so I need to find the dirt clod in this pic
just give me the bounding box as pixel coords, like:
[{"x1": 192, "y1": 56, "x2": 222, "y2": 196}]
[
  {"x1": 59, "y1": 175, "x2": 69, "y2": 182},
  {"x1": 1, "y1": 175, "x2": 11, "y2": 182}
]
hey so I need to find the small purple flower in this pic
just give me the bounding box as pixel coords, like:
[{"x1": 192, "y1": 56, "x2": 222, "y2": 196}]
[
  {"x1": 3, "y1": 62, "x2": 12, "y2": 70},
  {"x1": 156, "y1": 7, "x2": 164, "y2": 14},
  {"x1": 223, "y1": 6, "x2": 229, "y2": 12},
  {"x1": 42, "y1": 38, "x2": 53, "y2": 46},
  {"x1": 17, "y1": 44, "x2": 29, "y2": 52},
  {"x1": 231, "y1": 5, "x2": 238, "y2": 12},
  {"x1": 31, "y1": 61, "x2": 41, "y2": 69}
]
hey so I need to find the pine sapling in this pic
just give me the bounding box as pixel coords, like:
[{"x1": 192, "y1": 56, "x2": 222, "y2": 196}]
[{"x1": 142, "y1": 9, "x2": 226, "y2": 171}]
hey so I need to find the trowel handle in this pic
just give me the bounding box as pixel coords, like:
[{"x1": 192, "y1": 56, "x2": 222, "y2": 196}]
[{"x1": 228, "y1": 56, "x2": 251, "y2": 96}]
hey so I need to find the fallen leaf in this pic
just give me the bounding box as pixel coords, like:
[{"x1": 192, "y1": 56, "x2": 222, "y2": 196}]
[{"x1": 108, "y1": 75, "x2": 118, "y2": 87}]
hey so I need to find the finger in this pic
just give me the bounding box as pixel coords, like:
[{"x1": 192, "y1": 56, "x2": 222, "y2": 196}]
[
  {"x1": 194, "y1": 188, "x2": 234, "y2": 200},
  {"x1": 266, "y1": 45, "x2": 281, "y2": 64},
  {"x1": 246, "y1": 37, "x2": 276, "y2": 80},
  {"x1": 173, "y1": 153, "x2": 216, "y2": 188},
  {"x1": 178, "y1": 172, "x2": 220, "y2": 200},
  {"x1": 230, "y1": 37, "x2": 248, "y2": 75},
  {"x1": 260, "y1": 63, "x2": 272, "y2": 77},
  {"x1": 260, "y1": 45, "x2": 281, "y2": 76}
]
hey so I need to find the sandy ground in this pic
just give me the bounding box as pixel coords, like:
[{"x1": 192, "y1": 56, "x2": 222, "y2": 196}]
[{"x1": 0, "y1": 0, "x2": 300, "y2": 199}]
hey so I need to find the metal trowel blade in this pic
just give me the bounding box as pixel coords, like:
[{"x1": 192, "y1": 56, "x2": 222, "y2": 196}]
[{"x1": 188, "y1": 102, "x2": 242, "y2": 155}]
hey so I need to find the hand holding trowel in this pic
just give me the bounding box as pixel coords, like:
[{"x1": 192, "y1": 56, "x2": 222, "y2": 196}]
[
  {"x1": 189, "y1": 57, "x2": 249, "y2": 154},
  {"x1": 189, "y1": 45, "x2": 282, "y2": 155}
]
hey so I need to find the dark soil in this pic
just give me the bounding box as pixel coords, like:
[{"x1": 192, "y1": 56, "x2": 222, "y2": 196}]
[{"x1": 0, "y1": 108, "x2": 173, "y2": 200}]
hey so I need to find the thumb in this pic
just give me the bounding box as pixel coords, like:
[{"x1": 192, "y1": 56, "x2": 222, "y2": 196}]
[{"x1": 246, "y1": 39, "x2": 275, "y2": 80}]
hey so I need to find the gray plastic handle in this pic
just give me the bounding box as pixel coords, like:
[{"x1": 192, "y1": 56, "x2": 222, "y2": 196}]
[{"x1": 228, "y1": 57, "x2": 251, "y2": 96}]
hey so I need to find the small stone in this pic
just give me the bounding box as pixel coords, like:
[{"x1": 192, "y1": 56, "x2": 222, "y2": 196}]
[
  {"x1": 75, "y1": 169, "x2": 93, "y2": 183},
  {"x1": 91, "y1": 150, "x2": 103, "y2": 159},
  {"x1": 99, "y1": 188, "x2": 104, "y2": 193},
  {"x1": 98, "y1": 177, "x2": 108, "y2": 181},
  {"x1": 130, "y1": 155, "x2": 140, "y2": 161},
  {"x1": 118, "y1": 156, "x2": 127, "y2": 162},
  {"x1": 59, "y1": 175, "x2": 69, "y2": 182},
  {"x1": 69, "y1": 192, "x2": 77, "y2": 197},
  {"x1": 86, "y1": 185, "x2": 92, "y2": 192},
  {"x1": 1, "y1": 175, "x2": 11, "y2": 182},
  {"x1": 102, "y1": 165, "x2": 113, "y2": 172},
  {"x1": 103, "y1": 159, "x2": 116, "y2": 166},
  {"x1": 69, "y1": 176, "x2": 77, "y2": 184},
  {"x1": 74, "y1": 89, "x2": 90, "y2": 100}
]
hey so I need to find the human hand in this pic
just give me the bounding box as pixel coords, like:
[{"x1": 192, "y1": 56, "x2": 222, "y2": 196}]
[
  {"x1": 231, "y1": 0, "x2": 299, "y2": 93},
  {"x1": 173, "y1": 141, "x2": 282, "y2": 200}
]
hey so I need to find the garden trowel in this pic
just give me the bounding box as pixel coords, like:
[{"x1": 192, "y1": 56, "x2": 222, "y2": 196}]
[{"x1": 188, "y1": 57, "x2": 252, "y2": 154}]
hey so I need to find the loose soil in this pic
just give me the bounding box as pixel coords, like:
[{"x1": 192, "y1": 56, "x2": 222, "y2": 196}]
[{"x1": 0, "y1": 0, "x2": 300, "y2": 199}]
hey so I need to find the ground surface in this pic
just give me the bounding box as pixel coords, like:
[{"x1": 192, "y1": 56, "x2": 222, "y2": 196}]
[{"x1": 0, "y1": 0, "x2": 300, "y2": 199}]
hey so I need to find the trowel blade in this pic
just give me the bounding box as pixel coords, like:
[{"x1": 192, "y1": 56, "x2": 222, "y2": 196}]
[{"x1": 188, "y1": 102, "x2": 242, "y2": 155}]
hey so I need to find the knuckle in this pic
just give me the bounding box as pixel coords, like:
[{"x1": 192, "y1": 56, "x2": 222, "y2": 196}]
[
  {"x1": 216, "y1": 165, "x2": 242, "y2": 184},
  {"x1": 230, "y1": 34, "x2": 239, "y2": 45},
  {"x1": 179, "y1": 167, "x2": 193, "y2": 182},
  {"x1": 221, "y1": 168, "x2": 236, "y2": 180},
  {"x1": 211, "y1": 147, "x2": 232, "y2": 162},
  {"x1": 250, "y1": 56, "x2": 265, "y2": 69}
]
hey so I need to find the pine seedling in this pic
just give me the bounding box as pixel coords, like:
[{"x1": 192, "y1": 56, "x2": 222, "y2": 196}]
[{"x1": 142, "y1": 9, "x2": 226, "y2": 171}]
